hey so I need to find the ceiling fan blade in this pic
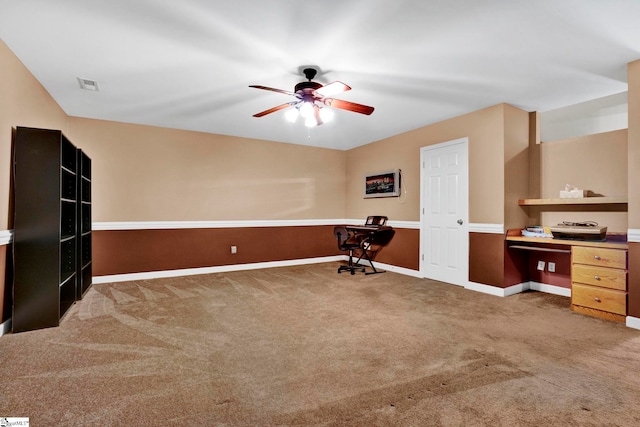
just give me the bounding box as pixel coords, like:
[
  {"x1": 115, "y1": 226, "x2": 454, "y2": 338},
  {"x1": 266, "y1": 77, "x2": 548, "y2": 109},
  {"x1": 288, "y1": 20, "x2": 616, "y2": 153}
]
[
  {"x1": 324, "y1": 98, "x2": 375, "y2": 115},
  {"x1": 315, "y1": 81, "x2": 351, "y2": 97},
  {"x1": 249, "y1": 85, "x2": 296, "y2": 97},
  {"x1": 253, "y1": 102, "x2": 296, "y2": 117}
]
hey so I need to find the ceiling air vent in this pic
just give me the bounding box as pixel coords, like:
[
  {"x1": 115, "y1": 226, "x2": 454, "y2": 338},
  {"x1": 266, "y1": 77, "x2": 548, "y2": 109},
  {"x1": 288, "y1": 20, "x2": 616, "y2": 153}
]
[{"x1": 77, "y1": 78, "x2": 99, "y2": 91}]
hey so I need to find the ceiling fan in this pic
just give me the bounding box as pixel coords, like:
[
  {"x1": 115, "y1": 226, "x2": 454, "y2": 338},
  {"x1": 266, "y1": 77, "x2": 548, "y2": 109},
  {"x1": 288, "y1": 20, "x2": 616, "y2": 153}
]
[{"x1": 249, "y1": 68, "x2": 374, "y2": 127}]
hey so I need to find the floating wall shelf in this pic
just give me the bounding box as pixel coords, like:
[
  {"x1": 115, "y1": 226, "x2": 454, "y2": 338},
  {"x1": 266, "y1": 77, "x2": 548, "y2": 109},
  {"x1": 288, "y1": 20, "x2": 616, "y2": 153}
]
[{"x1": 518, "y1": 196, "x2": 628, "y2": 206}]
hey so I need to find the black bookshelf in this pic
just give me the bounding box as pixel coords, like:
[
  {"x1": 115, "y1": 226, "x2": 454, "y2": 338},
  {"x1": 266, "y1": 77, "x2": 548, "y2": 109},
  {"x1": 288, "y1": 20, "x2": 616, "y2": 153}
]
[
  {"x1": 77, "y1": 149, "x2": 92, "y2": 299},
  {"x1": 12, "y1": 127, "x2": 91, "y2": 332}
]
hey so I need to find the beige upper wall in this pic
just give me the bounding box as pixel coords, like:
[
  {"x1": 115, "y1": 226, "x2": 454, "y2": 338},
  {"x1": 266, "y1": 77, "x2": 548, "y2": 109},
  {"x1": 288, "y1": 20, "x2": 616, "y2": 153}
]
[
  {"x1": 345, "y1": 104, "x2": 507, "y2": 224},
  {"x1": 503, "y1": 104, "x2": 531, "y2": 231},
  {"x1": 538, "y1": 130, "x2": 628, "y2": 199},
  {"x1": 0, "y1": 39, "x2": 68, "y2": 229},
  {"x1": 66, "y1": 104, "x2": 529, "y2": 226},
  {"x1": 67, "y1": 117, "x2": 347, "y2": 222},
  {"x1": 629, "y1": 60, "x2": 640, "y2": 230},
  {"x1": 535, "y1": 129, "x2": 628, "y2": 232}
]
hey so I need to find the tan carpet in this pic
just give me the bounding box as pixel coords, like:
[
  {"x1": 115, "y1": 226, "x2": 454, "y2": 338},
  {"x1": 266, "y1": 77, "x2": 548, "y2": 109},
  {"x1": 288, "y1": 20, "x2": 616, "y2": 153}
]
[{"x1": 1, "y1": 262, "x2": 640, "y2": 426}]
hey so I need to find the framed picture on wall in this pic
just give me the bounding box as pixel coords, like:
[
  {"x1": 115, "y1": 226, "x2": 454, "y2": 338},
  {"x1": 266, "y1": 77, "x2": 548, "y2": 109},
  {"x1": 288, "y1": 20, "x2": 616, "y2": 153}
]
[{"x1": 364, "y1": 169, "x2": 401, "y2": 198}]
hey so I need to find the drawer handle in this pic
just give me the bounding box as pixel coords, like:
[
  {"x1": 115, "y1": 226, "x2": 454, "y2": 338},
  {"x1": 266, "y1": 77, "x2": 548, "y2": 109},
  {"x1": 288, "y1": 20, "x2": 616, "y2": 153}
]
[
  {"x1": 594, "y1": 297, "x2": 601, "y2": 303},
  {"x1": 594, "y1": 255, "x2": 601, "y2": 260},
  {"x1": 594, "y1": 275, "x2": 601, "y2": 281}
]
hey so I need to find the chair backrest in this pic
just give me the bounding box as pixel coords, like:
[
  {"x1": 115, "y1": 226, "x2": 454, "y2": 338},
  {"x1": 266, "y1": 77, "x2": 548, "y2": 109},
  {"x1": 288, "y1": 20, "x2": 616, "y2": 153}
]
[
  {"x1": 365, "y1": 215, "x2": 388, "y2": 227},
  {"x1": 333, "y1": 226, "x2": 351, "y2": 249}
]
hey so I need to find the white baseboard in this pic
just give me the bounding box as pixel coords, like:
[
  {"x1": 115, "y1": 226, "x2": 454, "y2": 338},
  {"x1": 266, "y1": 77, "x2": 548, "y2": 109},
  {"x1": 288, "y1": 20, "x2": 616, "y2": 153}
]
[
  {"x1": 94, "y1": 256, "x2": 422, "y2": 284},
  {"x1": 0, "y1": 318, "x2": 12, "y2": 337},
  {"x1": 626, "y1": 316, "x2": 640, "y2": 330},
  {"x1": 364, "y1": 261, "x2": 422, "y2": 278},
  {"x1": 0, "y1": 229, "x2": 13, "y2": 245},
  {"x1": 464, "y1": 281, "x2": 571, "y2": 298},
  {"x1": 529, "y1": 281, "x2": 572, "y2": 297},
  {"x1": 465, "y1": 281, "x2": 521, "y2": 297},
  {"x1": 93, "y1": 256, "x2": 346, "y2": 283}
]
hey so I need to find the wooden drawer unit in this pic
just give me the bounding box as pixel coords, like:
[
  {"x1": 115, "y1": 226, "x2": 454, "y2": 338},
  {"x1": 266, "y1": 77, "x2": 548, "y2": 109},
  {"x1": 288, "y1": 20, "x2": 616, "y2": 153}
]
[
  {"x1": 572, "y1": 246, "x2": 627, "y2": 269},
  {"x1": 572, "y1": 264, "x2": 626, "y2": 290},
  {"x1": 571, "y1": 283, "x2": 626, "y2": 316},
  {"x1": 571, "y1": 246, "x2": 628, "y2": 323}
]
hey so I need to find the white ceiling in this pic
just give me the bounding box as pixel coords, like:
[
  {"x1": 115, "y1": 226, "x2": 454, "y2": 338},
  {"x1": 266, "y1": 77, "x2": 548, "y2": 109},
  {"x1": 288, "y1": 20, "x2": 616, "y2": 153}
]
[{"x1": 1, "y1": 0, "x2": 640, "y2": 150}]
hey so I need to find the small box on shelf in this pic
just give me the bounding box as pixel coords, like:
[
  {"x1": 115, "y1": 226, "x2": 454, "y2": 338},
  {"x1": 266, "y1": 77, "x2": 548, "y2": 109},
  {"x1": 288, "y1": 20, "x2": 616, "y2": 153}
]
[{"x1": 559, "y1": 189, "x2": 585, "y2": 198}]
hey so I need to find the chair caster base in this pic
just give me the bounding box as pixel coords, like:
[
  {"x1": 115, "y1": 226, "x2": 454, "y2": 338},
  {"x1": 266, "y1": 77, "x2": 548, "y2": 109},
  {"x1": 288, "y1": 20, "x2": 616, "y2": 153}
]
[
  {"x1": 365, "y1": 270, "x2": 386, "y2": 275},
  {"x1": 337, "y1": 265, "x2": 365, "y2": 275}
]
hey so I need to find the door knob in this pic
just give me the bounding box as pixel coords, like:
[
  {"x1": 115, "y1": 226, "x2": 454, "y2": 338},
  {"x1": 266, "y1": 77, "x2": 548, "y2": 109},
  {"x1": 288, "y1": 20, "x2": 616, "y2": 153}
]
[{"x1": 457, "y1": 219, "x2": 463, "y2": 225}]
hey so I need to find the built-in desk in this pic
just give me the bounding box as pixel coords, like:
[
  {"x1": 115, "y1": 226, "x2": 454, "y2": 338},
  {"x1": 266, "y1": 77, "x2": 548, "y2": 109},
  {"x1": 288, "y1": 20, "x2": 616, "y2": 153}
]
[
  {"x1": 506, "y1": 231, "x2": 628, "y2": 250},
  {"x1": 506, "y1": 230, "x2": 629, "y2": 322}
]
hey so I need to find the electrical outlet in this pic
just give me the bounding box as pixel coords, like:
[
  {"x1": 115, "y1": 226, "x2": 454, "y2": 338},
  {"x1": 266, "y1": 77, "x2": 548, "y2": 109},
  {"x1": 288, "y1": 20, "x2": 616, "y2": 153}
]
[
  {"x1": 548, "y1": 262, "x2": 556, "y2": 273},
  {"x1": 231, "y1": 245, "x2": 237, "y2": 254},
  {"x1": 537, "y1": 260, "x2": 545, "y2": 271}
]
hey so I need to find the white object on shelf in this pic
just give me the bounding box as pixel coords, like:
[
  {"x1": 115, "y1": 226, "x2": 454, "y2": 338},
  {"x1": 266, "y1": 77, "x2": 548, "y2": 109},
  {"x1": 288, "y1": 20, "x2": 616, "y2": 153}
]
[
  {"x1": 560, "y1": 184, "x2": 585, "y2": 198},
  {"x1": 560, "y1": 189, "x2": 585, "y2": 198}
]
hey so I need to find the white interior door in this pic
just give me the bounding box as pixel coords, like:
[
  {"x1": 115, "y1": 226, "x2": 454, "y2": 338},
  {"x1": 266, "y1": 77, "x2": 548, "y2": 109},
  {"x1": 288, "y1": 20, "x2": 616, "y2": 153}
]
[{"x1": 420, "y1": 138, "x2": 469, "y2": 286}]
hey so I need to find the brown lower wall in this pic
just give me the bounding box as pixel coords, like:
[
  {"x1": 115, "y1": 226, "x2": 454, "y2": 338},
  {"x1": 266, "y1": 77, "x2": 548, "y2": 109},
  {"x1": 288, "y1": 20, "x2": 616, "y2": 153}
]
[
  {"x1": 371, "y1": 228, "x2": 419, "y2": 271},
  {"x1": 470, "y1": 233, "x2": 505, "y2": 287},
  {"x1": 526, "y1": 251, "x2": 571, "y2": 289},
  {"x1": 93, "y1": 225, "x2": 420, "y2": 277},
  {"x1": 504, "y1": 240, "x2": 528, "y2": 288},
  {"x1": 504, "y1": 242, "x2": 572, "y2": 290},
  {"x1": 629, "y1": 242, "x2": 640, "y2": 318},
  {"x1": 93, "y1": 226, "x2": 339, "y2": 276}
]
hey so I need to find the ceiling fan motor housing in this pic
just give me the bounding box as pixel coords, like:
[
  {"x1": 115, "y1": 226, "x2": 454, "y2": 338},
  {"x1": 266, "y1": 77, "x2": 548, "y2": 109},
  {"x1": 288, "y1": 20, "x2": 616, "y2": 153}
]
[{"x1": 294, "y1": 81, "x2": 322, "y2": 93}]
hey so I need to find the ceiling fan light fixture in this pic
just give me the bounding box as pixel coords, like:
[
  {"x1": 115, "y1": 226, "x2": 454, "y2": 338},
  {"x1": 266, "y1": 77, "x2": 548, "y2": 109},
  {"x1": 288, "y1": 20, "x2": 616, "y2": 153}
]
[
  {"x1": 284, "y1": 106, "x2": 299, "y2": 123},
  {"x1": 304, "y1": 116, "x2": 318, "y2": 128},
  {"x1": 299, "y1": 101, "x2": 315, "y2": 119},
  {"x1": 249, "y1": 66, "x2": 374, "y2": 126},
  {"x1": 318, "y1": 107, "x2": 333, "y2": 123}
]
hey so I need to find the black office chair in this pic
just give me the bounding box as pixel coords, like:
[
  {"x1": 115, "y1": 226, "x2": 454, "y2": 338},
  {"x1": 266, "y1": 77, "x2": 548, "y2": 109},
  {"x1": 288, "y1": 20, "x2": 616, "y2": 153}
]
[
  {"x1": 334, "y1": 226, "x2": 366, "y2": 275},
  {"x1": 353, "y1": 228, "x2": 395, "y2": 274}
]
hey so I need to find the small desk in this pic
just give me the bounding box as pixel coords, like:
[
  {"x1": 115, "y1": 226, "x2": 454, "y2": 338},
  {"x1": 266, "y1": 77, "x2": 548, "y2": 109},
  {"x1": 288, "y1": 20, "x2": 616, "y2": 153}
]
[
  {"x1": 344, "y1": 225, "x2": 394, "y2": 274},
  {"x1": 506, "y1": 232, "x2": 628, "y2": 251},
  {"x1": 506, "y1": 230, "x2": 628, "y2": 322},
  {"x1": 346, "y1": 225, "x2": 393, "y2": 234}
]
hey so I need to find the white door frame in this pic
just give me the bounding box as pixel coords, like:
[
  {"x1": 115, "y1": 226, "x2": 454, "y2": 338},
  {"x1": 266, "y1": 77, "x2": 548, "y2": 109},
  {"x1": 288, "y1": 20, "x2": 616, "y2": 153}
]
[{"x1": 419, "y1": 137, "x2": 469, "y2": 285}]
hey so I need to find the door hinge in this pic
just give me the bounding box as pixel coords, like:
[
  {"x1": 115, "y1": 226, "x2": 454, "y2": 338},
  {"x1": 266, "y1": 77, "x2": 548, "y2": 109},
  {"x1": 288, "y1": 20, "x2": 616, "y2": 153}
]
[{"x1": 421, "y1": 254, "x2": 424, "y2": 261}]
